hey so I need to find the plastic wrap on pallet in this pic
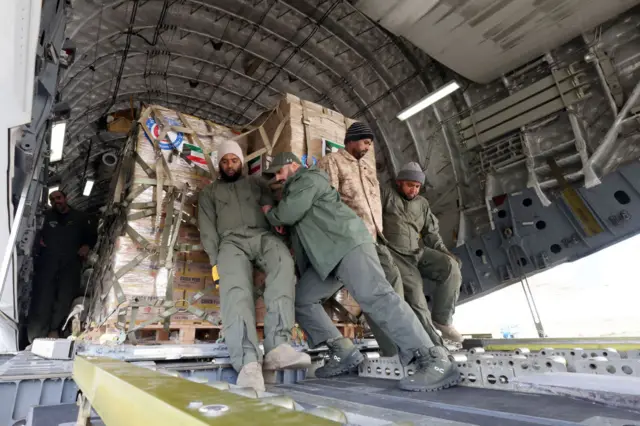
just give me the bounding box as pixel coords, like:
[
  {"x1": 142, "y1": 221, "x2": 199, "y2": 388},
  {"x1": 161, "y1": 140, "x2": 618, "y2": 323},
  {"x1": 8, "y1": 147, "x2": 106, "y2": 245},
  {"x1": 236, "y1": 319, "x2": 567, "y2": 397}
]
[{"x1": 101, "y1": 105, "x2": 251, "y2": 328}]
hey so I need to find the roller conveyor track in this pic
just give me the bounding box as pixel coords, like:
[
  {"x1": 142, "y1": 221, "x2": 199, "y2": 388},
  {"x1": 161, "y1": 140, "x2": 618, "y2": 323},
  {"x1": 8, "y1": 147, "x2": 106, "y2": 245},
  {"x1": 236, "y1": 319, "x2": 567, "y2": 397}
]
[
  {"x1": 7, "y1": 339, "x2": 640, "y2": 426},
  {"x1": 270, "y1": 375, "x2": 640, "y2": 426}
]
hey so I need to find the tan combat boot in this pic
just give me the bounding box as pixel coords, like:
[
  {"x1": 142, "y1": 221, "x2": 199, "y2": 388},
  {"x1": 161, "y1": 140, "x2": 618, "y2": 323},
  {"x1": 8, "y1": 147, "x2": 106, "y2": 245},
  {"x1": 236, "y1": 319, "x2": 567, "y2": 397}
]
[
  {"x1": 433, "y1": 322, "x2": 463, "y2": 343},
  {"x1": 236, "y1": 362, "x2": 266, "y2": 392},
  {"x1": 263, "y1": 343, "x2": 312, "y2": 370}
]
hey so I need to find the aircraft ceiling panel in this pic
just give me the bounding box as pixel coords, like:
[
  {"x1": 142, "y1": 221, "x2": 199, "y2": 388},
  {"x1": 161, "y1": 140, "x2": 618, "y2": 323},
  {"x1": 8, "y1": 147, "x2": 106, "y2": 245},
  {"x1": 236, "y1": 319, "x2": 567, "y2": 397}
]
[{"x1": 355, "y1": 0, "x2": 640, "y2": 83}]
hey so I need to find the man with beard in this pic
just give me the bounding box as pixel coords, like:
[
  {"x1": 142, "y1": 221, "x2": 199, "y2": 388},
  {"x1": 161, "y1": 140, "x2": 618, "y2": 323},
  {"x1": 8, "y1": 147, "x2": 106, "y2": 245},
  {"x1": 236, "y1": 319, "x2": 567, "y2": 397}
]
[
  {"x1": 380, "y1": 162, "x2": 464, "y2": 342},
  {"x1": 28, "y1": 190, "x2": 97, "y2": 342},
  {"x1": 262, "y1": 152, "x2": 461, "y2": 392},
  {"x1": 318, "y1": 122, "x2": 444, "y2": 354},
  {"x1": 198, "y1": 141, "x2": 309, "y2": 392}
]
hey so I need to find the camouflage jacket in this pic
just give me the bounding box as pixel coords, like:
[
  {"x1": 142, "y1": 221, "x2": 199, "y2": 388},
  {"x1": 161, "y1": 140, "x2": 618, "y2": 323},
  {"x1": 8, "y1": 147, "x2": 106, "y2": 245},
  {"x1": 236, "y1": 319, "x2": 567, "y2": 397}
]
[{"x1": 317, "y1": 149, "x2": 382, "y2": 239}]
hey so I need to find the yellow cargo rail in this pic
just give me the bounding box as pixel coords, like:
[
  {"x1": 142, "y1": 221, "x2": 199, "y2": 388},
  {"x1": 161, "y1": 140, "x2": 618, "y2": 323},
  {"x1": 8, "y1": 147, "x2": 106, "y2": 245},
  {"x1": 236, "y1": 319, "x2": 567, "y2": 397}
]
[
  {"x1": 73, "y1": 356, "x2": 340, "y2": 426},
  {"x1": 462, "y1": 337, "x2": 640, "y2": 352}
]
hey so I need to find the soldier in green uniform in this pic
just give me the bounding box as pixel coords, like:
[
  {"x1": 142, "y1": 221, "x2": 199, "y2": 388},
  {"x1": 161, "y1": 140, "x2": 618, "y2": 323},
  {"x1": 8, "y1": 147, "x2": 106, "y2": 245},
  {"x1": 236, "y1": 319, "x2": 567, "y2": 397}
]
[
  {"x1": 198, "y1": 141, "x2": 310, "y2": 393},
  {"x1": 28, "y1": 190, "x2": 97, "y2": 343},
  {"x1": 380, "y1": 162, "x2": 463, "y2": 342},
  {"x1": 262, "y1": 152, "x2": 460, "y2": 392}
]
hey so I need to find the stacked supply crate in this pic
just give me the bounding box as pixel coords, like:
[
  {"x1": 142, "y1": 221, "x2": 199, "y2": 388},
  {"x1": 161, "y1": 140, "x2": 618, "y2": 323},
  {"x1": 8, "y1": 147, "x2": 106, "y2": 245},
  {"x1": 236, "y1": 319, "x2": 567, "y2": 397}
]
[{"x1": 96, "y1": 105, "x2": 250, "y2": 342}]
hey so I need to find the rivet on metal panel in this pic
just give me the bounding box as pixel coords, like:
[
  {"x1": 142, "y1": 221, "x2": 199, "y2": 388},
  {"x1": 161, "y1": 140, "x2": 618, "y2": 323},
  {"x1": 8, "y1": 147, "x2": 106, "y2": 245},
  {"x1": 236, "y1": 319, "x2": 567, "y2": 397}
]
[
  {"x1": 199, "y1": 404, "x2": 230, "y2": 417},
  {"x1": 307, "y1": 407, "x2": 348, "y2": 423}
]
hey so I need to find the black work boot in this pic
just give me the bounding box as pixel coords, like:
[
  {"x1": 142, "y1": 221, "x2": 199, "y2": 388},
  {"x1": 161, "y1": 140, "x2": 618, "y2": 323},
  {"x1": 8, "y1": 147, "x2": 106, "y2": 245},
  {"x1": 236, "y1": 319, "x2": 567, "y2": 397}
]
[
  {"x1": 315, "y1": 337, "x2": 364, "y2": 378},
  {"x1": 398, "y1": 346, "x2": 461, "y2": 392}
]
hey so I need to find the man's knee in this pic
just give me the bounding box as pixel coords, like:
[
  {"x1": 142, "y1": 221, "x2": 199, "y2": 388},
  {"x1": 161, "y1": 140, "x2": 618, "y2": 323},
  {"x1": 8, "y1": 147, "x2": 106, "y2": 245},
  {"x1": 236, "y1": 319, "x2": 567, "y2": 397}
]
[
  {"x1": 447, "y1": 260, "x2": 462, "y2": 289},
  {"x1": 350, "y1": 275, "x2": 396, "y2": 310},
  {"x1": 421, "y1": 251, "x2": 455, "y2": 283},
  {"x1": 263, "y1": 249, "x2": 295, "y2": 276}
]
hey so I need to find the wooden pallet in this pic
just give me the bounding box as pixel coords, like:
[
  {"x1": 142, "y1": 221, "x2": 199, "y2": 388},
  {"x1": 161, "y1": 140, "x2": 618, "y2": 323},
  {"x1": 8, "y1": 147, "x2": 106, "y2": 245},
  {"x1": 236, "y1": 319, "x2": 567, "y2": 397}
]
[{"x1": 97, "y1": 320, "x2": 362, "y2": 344}]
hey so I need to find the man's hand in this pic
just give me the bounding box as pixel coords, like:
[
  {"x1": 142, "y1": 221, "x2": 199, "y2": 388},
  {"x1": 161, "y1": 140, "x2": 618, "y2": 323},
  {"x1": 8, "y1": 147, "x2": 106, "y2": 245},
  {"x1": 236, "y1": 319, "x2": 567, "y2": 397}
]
[
  {"x1": 78, "y1": 245, "x2": 90, "y2": 258},
  {"x1": 261, "y1": 205, "x2": 273, "y2": 214},
  {"x1": 39, "y1": 238, "x2": 46, "y2": 248},
  {"x1": 274, "y1": 225, "x2": 286, "y2": 235}
]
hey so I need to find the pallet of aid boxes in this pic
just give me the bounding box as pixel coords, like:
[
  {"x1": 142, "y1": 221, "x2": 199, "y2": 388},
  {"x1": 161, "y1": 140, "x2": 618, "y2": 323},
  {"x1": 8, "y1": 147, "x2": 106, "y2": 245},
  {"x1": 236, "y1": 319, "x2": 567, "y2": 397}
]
[
  {"x1": 102, "y1": 104, "x2": 252, "y2": 342},
  {"x1": 249, "y1": 93, "x2": 374, "y2": 338}
]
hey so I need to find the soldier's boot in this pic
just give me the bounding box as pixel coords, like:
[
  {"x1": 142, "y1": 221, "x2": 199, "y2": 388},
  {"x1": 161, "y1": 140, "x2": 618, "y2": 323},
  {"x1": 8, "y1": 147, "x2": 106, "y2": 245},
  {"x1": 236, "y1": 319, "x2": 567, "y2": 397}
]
[
  {"x1": 433, "y1": 322, "x2": 463, "y2": 343},
  {"x1": 315, "y1": 337, "x2": 364, "y2": 378},
  {"x1": 263, "y1": 343, "x2": 312, "y2": 370},
  {"x1": 398, "y1": 346, "x2": 461, "y2": 392},
  {"x1": 236, "y1": 362, "x2": 266, "y2": 392}
]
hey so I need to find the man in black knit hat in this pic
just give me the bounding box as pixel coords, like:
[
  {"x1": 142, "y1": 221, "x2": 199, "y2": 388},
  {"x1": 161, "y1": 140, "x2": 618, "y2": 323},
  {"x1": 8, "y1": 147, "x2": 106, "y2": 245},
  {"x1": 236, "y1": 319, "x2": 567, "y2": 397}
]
[{"x1": 318, "y1": 122, "x2": 445, "y2": 354}]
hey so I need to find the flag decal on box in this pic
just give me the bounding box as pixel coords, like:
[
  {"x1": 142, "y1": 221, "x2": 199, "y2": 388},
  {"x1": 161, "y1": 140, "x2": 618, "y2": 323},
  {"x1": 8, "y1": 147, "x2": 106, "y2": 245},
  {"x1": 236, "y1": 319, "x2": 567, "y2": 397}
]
[
  {"x1": 248, "y1": 155, "x2": 262, "y2": 175},
  {"x1": 183, "y1": 143, "x2": 207, "y2": 165},
  {"x1": 144, "y1": 117, "x2": 184, "y2": 151}
]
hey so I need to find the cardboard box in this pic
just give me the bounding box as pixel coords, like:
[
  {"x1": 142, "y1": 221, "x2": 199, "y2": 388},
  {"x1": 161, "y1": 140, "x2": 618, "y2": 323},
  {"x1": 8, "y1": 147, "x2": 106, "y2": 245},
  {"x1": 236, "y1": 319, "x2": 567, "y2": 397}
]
[
  {"x1": 251, "y1": 93, "x2": 375, "y2": 170},
  {"x1": 173, "y1": 274, "x2": 205, "y2": 291}
]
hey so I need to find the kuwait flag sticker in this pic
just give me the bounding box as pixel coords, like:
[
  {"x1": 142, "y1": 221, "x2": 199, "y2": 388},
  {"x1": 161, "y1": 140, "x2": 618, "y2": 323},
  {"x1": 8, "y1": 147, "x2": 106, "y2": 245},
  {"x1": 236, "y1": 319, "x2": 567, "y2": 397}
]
[
  {"x1": 248, "y1": 155, "x2": 262, "y2": 175},
  {"x1": 183, "y1": 143, "x2": 207, "y2": 165}
]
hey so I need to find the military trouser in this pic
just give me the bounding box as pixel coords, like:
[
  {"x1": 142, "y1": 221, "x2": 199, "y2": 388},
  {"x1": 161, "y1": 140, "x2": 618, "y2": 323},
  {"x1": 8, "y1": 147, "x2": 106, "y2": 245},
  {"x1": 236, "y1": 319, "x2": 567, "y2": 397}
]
[
  {"x1": 28, "y1": 256, "x2": 82, "y2": 343},
  {"x1": 382, "y1": 247, "x2": 461, "y2": 328},
  {"x1": 363, "y1": 244, "x2": 411, "y2": 356},
  {"x1": 295, "y1": 243, "x2": 434, "y2": 364},
  {"x1": 218, "y1": 232, "x2": 296, "y2": 372},
  {"x1": 369, "y1": 245, "x2": 444, "y2": 356}
]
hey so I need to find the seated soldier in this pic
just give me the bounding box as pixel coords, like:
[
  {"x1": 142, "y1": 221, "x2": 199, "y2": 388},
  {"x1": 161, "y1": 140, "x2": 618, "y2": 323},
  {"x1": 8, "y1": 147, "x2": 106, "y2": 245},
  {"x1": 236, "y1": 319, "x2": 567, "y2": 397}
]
[{"x1": 379, "y1": 162, "x2": 464, "y2": 343}]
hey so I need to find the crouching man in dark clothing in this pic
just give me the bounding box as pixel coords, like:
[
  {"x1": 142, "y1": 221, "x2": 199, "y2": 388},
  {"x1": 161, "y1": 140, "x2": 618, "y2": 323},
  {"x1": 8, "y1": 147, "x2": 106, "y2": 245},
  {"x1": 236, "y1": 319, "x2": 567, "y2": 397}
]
[
  {"x1": 28, "y1": 190, "x2": 97, "y2": 342},
  {"x1": 261, "y1": 153, "x2": 461, "y2": 392}
]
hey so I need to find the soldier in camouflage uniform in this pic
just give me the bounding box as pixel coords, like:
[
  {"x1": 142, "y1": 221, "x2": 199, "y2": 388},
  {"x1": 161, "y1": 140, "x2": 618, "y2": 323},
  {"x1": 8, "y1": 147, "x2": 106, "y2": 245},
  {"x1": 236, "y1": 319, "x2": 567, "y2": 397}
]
[
  {"x1": 380, "y1": 162, "x2": 464, "y2": 343},
  {"x1": 318, "y1": 122, "x2": 443, "y2": 354}
]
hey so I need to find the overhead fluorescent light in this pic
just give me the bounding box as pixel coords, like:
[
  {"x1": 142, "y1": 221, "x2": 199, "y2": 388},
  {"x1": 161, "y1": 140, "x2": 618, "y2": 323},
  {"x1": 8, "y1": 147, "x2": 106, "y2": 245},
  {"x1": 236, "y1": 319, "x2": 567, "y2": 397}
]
[
  {"x1": 397, "y1": 81, "x2": 461, "y2": 121},
  {"x1": 49, "y1": 122, "x2": 67, "y2": 162},
  {"x1": 48, "y1": 186, "x2": 59, "y2": 205},
  {"x1": 83, "y1": 179, "x2": 95, "y2": 196}
]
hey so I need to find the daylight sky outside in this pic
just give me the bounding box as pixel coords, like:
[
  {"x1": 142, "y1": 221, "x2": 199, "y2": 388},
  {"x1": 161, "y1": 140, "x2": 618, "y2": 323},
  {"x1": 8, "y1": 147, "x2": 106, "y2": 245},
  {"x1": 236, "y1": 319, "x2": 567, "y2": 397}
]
[{"x1": 455, "y1": 233, "x2": 640, "y2": 338}]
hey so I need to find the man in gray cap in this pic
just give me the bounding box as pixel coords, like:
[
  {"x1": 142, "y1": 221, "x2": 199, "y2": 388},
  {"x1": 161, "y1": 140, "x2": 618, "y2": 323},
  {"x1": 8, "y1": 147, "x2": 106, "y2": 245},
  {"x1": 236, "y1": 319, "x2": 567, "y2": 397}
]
[
  {"x1": 262, "y1": 152, "x2": 460, "y2": 392},
  {"x1": 198, "y1": 141, "x2": 310, "y2": 392},
  {"x1": 379, "y1": 162, "x2": 464, "y2": 342}
]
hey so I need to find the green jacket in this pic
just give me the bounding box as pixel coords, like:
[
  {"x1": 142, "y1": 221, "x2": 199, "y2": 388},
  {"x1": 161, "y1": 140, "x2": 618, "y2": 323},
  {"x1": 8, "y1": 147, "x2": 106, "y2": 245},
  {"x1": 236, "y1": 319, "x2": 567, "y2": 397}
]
[
  {"x1": 380, "y1": 184, "x2": 447, "y2": 256},
  {"x1": 265, "y1": 167, "x2": 373, "y2": 280},
  {"x1": 198, "y1": 176, "x2": 273, "y2": 265}
]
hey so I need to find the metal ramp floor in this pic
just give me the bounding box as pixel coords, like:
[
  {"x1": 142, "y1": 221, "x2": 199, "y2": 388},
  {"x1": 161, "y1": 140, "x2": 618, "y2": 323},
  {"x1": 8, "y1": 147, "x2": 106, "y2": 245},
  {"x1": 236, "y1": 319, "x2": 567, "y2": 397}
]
[{"x1": 271, "y1": 375, "x2": 640, "y2": 426}]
